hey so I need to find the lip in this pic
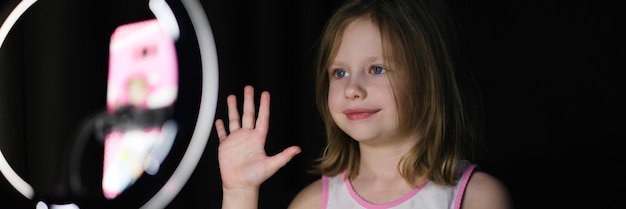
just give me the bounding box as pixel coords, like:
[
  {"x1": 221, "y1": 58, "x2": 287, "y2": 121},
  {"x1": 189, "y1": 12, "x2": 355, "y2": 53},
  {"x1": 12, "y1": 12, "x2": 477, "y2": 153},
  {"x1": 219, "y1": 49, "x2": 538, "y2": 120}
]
[{"x1": 343, "y1": 108, "x2": 380, "y2": 120}]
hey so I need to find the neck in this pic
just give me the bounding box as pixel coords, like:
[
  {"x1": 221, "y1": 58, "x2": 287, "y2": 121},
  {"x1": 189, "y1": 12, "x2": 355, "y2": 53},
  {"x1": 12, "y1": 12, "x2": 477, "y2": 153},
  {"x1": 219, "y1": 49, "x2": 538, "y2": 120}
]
[
  {"x1": 350, "y1": 136, "x2": 421, "y2": 204},
  {"x1": 357, "y1": 135, "x2": 418, "y2": 179}
]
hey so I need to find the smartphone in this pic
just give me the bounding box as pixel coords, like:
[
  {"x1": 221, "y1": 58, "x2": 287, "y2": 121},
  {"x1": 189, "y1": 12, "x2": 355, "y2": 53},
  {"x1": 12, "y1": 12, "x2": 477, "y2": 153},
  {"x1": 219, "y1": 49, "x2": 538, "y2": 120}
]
[{"x1": 102, "y1": 18, "x2": 178, "y2": 200}]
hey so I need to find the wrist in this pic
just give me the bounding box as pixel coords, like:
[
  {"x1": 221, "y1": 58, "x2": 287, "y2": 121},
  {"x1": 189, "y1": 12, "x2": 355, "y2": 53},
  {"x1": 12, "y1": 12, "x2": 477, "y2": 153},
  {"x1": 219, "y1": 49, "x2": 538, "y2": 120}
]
[
  {"x1": 222, "y1": 187, "x2": 259, "y2": 209},
  {"x1": 223, "y1": 186, "x2": 259, "y2": 196}
]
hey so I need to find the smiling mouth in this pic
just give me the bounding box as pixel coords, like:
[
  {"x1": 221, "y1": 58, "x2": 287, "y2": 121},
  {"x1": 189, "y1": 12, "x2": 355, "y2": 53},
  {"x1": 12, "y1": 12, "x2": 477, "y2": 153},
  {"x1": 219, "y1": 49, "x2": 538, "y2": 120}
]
[{"x1": 344, "y1": 109, "x2": 379, "y2": 120}]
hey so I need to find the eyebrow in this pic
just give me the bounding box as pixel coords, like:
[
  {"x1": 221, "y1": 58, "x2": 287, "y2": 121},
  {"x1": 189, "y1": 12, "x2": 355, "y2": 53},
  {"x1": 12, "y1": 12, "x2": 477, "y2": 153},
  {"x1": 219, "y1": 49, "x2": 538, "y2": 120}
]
[
  {"x1": 366, "y1": 56, "x2": 379, "y2": 62},
  {"x1": 331, "y1": 56, "x2": 382, "y2": 67}
]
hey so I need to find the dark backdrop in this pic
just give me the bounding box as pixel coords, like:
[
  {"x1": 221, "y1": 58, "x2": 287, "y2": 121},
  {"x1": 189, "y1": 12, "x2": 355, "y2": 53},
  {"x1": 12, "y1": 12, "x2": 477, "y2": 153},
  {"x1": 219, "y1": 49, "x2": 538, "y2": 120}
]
[{"x1": 1, "y1": 0, "x2": 623, "y2": 208}]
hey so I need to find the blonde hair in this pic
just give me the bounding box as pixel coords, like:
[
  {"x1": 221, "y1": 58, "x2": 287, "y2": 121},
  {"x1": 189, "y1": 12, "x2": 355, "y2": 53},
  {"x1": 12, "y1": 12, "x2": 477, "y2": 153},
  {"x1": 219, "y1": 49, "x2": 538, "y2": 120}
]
[{"x1": 314, "y1": 0, "x2": 483, "y2": 186}]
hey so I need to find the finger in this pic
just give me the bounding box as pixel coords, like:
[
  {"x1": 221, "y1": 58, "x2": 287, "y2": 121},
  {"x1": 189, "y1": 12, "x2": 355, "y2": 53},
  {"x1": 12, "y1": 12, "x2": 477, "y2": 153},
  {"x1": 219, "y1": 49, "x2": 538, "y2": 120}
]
[
  {"x1": 267, "y1": 146, "x2": 301, "y2": 171},
  {"x1": 227, "y1": 94, "x2": 241, "y2": 132},
  {"x1": 215, "y1": 119, "x2": 227, "y2": 142},
  {"x1": 241, "y1": 85, "x2": 256, "y2": 129},
  {"x1": 255, "y1": 91, "x2": 270, "y2": 135}
]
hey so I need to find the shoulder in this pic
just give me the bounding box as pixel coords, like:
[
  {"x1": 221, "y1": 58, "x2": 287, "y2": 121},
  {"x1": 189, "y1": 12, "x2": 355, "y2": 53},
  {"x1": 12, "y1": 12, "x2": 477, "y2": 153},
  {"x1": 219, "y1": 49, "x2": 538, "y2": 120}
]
[
  {"x1": 288, "y1": 178, "x2": 323, "y2": 209},
  {"x1": 461, "y1": 171, "x2": 513, "y2": 209}
]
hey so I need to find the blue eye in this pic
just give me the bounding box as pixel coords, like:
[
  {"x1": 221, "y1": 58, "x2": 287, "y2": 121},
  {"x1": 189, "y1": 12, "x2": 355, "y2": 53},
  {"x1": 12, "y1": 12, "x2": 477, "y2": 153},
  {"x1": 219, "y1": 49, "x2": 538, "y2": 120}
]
[
  {"x1": 371, "y1": 66, "x2": 385, "y2": 74},
  {"x1": 333, "y1": 69, "x2": 347, "y2": 78}
]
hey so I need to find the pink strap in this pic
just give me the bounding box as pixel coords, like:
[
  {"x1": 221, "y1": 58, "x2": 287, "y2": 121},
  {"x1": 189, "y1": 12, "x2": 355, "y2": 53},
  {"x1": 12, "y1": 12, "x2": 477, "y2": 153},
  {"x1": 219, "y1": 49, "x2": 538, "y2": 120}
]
[
  {"x1": 453, "y1": 164, "x2": 477, "y2": 209},
  {"x1": 321, "y1": 175, "x2": 329, "y2": 209}
]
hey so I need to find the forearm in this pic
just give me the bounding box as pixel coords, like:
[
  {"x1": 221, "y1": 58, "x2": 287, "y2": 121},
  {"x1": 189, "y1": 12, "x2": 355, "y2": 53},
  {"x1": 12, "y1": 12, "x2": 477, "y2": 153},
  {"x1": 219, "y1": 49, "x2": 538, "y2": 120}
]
[{"x1": 222, "y1": 187, "x2": 259, "y2": 209}]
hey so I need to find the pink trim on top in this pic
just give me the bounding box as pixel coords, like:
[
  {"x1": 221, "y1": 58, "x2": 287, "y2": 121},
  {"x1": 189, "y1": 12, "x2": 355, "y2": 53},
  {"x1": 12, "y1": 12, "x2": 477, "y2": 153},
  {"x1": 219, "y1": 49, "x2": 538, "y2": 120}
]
[
  {"x1": 322, "y1": 176, "x2": 329, "y2": 209},
  {"x1": 453, "y1": 164, "x2": 478, "y2": 209},
  {"x1": 344, "y1": 172, "x2": 430, "y2": 209}
]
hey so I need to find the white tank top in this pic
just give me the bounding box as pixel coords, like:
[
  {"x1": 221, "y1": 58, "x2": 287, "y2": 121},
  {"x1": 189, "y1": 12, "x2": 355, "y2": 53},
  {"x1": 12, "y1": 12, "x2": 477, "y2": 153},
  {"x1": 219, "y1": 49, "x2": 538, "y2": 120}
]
[{"x1": 321, "y1": 160, "x2": 476, "y2": 209}]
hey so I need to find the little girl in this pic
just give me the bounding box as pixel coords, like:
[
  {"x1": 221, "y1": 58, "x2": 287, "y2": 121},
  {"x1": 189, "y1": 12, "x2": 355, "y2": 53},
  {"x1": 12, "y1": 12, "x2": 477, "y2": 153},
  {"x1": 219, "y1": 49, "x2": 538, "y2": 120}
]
[{"x1": 215, "y1": 0, "x2": 512, "y2": 208}]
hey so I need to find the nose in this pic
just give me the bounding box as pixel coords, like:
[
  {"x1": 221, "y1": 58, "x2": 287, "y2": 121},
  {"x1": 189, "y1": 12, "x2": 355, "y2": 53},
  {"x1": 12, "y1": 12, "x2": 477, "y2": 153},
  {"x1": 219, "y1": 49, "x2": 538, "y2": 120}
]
[{"x1": 344, "y1": 77, "x2": 366, "y2": 100}]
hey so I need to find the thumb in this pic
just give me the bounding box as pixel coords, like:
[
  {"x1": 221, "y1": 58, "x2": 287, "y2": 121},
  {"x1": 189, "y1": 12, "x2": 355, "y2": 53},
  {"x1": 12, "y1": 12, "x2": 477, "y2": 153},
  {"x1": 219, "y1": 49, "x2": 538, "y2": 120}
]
[{"x1": 267, "y1": 146, "x2": 301, "y2": 171}]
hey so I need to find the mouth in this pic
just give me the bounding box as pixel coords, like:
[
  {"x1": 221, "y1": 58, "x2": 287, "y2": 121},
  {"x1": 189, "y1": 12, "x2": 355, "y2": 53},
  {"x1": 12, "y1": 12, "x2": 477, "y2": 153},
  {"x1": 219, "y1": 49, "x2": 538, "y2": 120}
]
[{"x1": 343, "y1": 108, "x2": 379, "y2": 120}]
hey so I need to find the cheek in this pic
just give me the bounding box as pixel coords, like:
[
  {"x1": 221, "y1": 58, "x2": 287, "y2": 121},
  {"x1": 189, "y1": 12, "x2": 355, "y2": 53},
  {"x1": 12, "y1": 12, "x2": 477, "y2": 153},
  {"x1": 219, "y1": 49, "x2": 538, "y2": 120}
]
[
  {"x1": 327, "y1": 83, "x2": 344, "y2": 121},
  {"x1": 388, "y1": 99, "x2": 402, "y2": 128},
  {"x1": 327, "y1": 90, "x2": 340, "y2": 113},
  {"x1": 377, "y1": 84, "x2": 400, "y2": 123}
]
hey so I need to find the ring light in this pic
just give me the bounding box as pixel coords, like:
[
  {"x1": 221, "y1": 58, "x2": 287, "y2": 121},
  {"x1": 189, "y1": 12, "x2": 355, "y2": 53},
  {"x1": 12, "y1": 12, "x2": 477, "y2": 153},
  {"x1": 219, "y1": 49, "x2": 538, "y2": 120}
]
[
  {"x1": 0, "y1": 0, "x2": 38, "y2": 200},
  {"x1": 0, "y1": 0, "x2": 219, "y2": 208}
]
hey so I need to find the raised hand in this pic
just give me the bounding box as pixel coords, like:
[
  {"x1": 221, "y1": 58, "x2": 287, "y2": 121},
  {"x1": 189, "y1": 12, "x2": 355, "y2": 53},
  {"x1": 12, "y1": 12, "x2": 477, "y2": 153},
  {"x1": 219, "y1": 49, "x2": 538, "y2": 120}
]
[{"x1": 215, "y1": 85, "x2": 301, "y2": 208}]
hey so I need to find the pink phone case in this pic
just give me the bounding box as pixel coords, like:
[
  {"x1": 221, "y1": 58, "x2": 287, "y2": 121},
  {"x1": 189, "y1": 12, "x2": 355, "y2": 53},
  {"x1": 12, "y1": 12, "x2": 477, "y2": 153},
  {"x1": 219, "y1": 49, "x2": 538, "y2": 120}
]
[
  {"x1": 102, "y1": 18, "x2": 178, "y2": 200},
  {"x1": 106, "y1": 18, "x2": 178, "y2": 111}
]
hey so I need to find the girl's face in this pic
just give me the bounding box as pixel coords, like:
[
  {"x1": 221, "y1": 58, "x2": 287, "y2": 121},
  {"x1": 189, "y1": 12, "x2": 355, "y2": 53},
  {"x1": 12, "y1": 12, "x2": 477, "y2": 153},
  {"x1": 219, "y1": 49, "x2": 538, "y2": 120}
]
[
  {"x1": 327, "y1": 17, "x2": 401, "y2": 145},
  {"x1": 128, "y1": 77, "x2": 149, "y2": 106}
]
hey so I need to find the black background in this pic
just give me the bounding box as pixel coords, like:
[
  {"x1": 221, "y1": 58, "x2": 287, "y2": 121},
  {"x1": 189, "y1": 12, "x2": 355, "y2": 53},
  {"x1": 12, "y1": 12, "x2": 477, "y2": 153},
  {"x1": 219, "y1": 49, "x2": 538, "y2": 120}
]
[{"x1": 1, "y1": 0, "x2": 623, "y2": 208}]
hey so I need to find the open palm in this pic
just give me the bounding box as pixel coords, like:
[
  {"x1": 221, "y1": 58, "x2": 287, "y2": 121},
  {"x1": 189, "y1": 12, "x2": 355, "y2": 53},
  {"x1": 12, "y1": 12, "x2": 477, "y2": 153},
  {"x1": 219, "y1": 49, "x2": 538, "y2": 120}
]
[{"x1": 215, "y1": 85, "x2": 301, "y2": 190}]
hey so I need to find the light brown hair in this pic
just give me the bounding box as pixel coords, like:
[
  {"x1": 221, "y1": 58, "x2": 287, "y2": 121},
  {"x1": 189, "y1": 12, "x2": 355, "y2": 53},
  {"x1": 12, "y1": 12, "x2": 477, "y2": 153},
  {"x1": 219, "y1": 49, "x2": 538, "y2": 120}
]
[{"x1": 314, "y1": 0, "x2": 484, "y2": 186}]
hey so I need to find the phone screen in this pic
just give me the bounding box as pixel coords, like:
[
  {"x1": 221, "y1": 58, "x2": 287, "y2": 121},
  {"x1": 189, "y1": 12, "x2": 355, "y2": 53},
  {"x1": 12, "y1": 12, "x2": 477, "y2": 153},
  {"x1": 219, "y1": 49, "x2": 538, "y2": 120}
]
[{"x1": 102, "y1": 18, "x2": 178, "y2": 200}]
